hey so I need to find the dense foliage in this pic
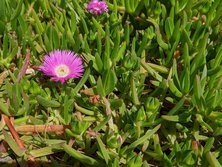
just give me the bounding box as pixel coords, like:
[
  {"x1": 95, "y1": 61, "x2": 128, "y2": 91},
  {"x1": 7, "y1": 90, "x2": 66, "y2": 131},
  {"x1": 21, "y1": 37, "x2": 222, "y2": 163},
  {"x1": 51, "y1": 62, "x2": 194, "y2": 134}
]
[{"x1": 1, "y1": 0, "x2": 222, "y2": 166}]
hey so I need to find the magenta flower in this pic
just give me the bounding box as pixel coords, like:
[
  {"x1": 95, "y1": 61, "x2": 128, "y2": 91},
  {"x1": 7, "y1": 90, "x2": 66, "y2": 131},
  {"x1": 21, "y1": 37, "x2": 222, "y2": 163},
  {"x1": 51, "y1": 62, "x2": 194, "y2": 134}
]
[
  {"x1": 87, "y1": 0, "x2": 108, "y2": 15},
  {"x1": 39, "y1": 50, "x2": 84, "y2": 83}
]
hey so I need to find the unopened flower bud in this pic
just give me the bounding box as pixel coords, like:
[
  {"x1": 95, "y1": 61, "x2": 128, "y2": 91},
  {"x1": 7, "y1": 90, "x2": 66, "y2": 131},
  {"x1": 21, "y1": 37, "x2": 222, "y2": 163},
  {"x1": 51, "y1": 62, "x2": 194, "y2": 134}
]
[
  {"x1": 136, "y1": 106, "x2": 146, "y2": 121},
  {"x1": 145, "y1": 97, "x2": 160, "y2": 112}
]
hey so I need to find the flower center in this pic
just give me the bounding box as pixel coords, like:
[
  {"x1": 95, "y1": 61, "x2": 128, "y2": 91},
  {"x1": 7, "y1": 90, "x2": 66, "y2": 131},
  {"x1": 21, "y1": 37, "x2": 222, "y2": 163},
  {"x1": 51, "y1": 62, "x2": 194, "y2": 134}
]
[
  {"x1": 95, "y1": 7, "x2": 100, "y2": 11},
  {"x1": 55, "y1": 64, "x2": 70, "y2": 77}
]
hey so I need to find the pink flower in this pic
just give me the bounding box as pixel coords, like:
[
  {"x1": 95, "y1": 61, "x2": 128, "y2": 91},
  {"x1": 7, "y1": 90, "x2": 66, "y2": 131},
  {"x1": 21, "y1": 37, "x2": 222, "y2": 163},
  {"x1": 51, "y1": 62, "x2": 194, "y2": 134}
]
[
  {"x1": 87, "y1": 0, "x2": 108, "y2": 15},
  {"x1": 39, "y1": 50, "x2": 84, "y2": 83}
]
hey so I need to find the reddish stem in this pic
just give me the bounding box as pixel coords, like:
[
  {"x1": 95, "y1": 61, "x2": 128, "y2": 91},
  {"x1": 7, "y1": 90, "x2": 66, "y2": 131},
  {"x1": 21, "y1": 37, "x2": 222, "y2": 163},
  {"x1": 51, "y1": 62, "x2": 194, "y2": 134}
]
[
  {"x1": 15, "y1": 125, "x2": 71, "y2": 133},
  {"x1": 2, "y1": 114, "x2": 37, "y2": 164},
  {"x1": 2, "y1": 114, "x2": 26, "y2": 149},
  {"x1": 16, "y1": 49, "x2": 30, "y2": 83}
]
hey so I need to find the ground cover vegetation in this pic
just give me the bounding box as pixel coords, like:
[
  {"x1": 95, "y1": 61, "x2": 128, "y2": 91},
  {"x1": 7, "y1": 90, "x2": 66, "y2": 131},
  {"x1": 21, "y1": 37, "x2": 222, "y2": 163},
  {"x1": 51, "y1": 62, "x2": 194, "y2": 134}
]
[{"x1": 1, "y1": 0, "x2": 222, "y2": 166}]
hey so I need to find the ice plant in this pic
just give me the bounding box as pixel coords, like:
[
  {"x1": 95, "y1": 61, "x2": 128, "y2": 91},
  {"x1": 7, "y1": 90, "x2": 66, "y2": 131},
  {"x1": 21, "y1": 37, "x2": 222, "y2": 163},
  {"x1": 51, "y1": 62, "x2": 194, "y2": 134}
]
[
  {"x1": 87, "y1": 0, "x2": 108, "y2": 15},
  {"x1": 39, "y1": 50, "x2": 84, "y2": 83}
]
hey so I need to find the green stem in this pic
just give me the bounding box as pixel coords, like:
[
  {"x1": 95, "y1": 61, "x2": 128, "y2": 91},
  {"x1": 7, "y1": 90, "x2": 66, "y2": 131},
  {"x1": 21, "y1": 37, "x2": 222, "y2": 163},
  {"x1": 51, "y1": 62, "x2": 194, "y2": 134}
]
[{"x1": 71, "y1": 61, "x2": 92, "y2": 96}]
